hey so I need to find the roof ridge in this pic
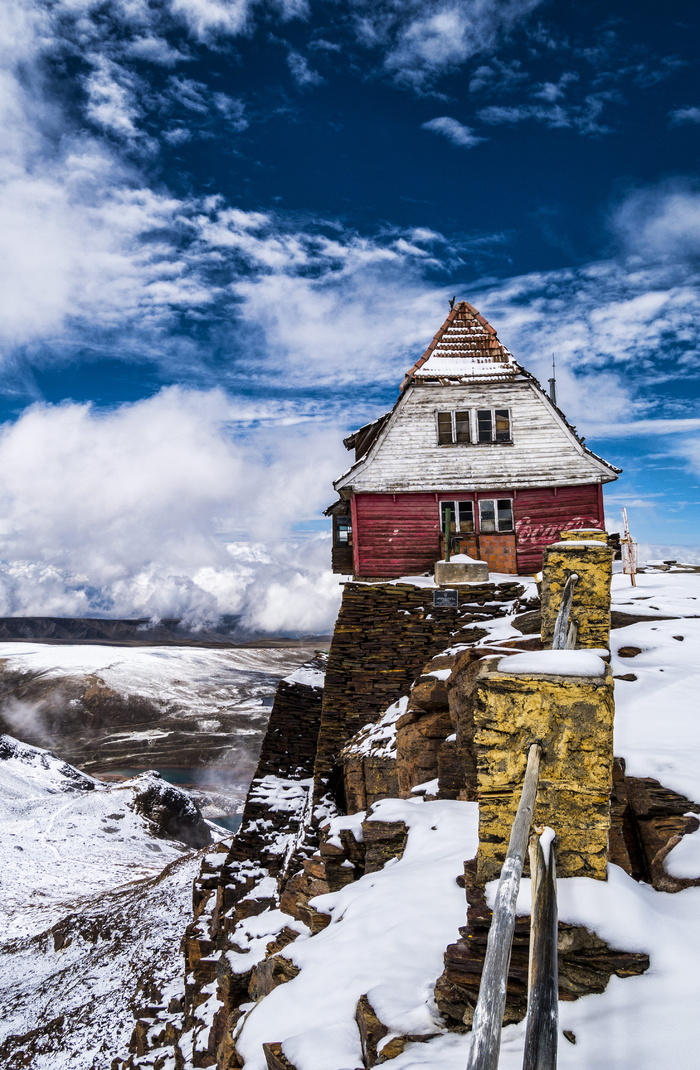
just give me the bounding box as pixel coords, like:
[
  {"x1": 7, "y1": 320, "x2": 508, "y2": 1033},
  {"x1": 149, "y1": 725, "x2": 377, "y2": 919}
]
[{"x1": 403, "y1": 299, "x2": 515, "y2": 384}]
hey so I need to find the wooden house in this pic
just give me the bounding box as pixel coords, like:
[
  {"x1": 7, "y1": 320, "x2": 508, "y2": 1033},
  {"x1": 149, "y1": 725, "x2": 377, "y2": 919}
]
[{"x1": 327, "y1": 300, "x2": 619, "y2": 578}]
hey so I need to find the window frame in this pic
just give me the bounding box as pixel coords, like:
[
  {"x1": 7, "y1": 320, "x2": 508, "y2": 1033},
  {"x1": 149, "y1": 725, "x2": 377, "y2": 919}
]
[
  {"x1": 436, "y1": 409, "x2": 472, "y2": 445},
  {"x1": 333, "y1": 515, "x2": 352, "y2": 546},
  {"x1": 476, "y1": 408, "x2": 512, "y2": 444},
  {"x1": 440, "y1": 499, "x2": 475, "y2": 534},
  {"x1": 477, "y1": 497, "x2": 514, "y2": 533},
  {"x1": 439, "y1": 496, "x2": 515, "y2": 536},
  {"x1": 435, "y1": 408, "x2": 511, "y2": 446}
]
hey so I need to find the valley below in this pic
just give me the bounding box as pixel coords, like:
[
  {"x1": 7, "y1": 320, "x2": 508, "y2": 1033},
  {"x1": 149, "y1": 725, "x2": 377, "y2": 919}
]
[{"x1": 0, "y1": 639, "x2": 321, "y2": 1068}]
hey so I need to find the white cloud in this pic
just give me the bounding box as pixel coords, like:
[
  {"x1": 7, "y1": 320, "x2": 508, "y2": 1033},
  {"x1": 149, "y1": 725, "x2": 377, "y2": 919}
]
[
  {"x1": 84, "y1": 55, "x2": 144, "y2": 141},
  {"x1": 478, "y1": 92, "x2": 611, "y2": 134},
  {"x1": 669, "y1": 107, "x2": 700, "y2": 126},
  {"x1": 612, "y1": 183, "x2": 700, "y2": 263},
  {"x1": 421, "y1": 116, "x2": 484, "y2": 148},
  {"x1": 0, "y1": 388, "x2": 346, "y2": 631},
  {"x1": 352, "y1": 0, "x2": 543, "y2": 89},
  {"x1": 287, "y1": 50, "x2": 324, "y2": 86}
]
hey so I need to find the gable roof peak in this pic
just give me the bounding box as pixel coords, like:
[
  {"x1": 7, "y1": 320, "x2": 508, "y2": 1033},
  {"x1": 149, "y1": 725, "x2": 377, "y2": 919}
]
[{"x1": 403, "y1": 298, "x2": 518, "y2": 386}]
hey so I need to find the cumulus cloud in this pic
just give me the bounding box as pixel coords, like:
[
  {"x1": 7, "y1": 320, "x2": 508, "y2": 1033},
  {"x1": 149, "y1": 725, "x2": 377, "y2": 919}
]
[
  {"x1": 0, "y1": 389, "x2": 346, "y2": 632},
  {"x1": 421, "y1": 116, "x2": 484, "y2": 148}
]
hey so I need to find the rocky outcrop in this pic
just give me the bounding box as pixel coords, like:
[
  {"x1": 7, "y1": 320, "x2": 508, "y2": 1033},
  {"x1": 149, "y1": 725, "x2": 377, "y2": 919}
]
[{"x1": 130, "y1": 772, "x2": 212, "y2": 848}]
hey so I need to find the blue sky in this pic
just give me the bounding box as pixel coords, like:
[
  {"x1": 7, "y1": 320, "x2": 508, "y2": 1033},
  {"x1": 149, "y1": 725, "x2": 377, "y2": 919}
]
[{"x1": 0, "y1": 0, "x2": 698, "y2": 629}]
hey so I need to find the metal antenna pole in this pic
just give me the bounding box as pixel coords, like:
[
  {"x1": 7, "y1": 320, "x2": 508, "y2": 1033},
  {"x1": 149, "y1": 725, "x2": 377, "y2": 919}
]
[{"x1": 548, "y1": 355, "x2": 557, "y2": 406}]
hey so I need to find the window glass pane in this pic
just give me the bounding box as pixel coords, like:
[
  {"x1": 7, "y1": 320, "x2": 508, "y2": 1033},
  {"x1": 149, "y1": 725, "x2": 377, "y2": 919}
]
[
  {"x1": 437, "y1": 411, "x2": 453, "y2": 444},
  {"x1": 455, "y1": 411, "x2": 470, "y2": 443},
  {"x1": 458, "y1": 501, "x2": 474, "y2": 532},
  {"x1": 336, "y1": 518, "x2": 352, "y2": 544},
  {"x1": 440, "y1": 501, "x2": 456, "y2": 532},
  {"x1": 497, "y1": 499, "x2": 514, "y2": 531},
  {"x1": 479, "y1": 499, "x2": 496, "y2": 532},
  {"x1": 477, "y1": 410, "x2": 493, "y2": 442},
  {"x1": 495, "y1": 410, "x2": 511, "y2": 442}
]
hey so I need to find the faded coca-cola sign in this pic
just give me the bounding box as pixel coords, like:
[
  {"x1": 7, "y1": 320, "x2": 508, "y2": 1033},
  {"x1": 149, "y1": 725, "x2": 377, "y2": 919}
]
[{"x1": 515, "y1": 516, "x2": 600, "y2": 544}]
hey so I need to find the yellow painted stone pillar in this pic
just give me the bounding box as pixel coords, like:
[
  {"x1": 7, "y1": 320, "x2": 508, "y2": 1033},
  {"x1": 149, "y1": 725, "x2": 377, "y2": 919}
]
[
  {"x1": 540, "y1": 535, "x2": 614, "y2": 649},
  {"x1": 473, "y1": 653, "x2": 614, "y2": 883}
]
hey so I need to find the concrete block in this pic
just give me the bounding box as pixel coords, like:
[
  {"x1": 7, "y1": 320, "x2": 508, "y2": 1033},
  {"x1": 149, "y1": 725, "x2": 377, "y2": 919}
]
[{"x1": 435, "y1": 559, "x2": 489, "y2": 585}]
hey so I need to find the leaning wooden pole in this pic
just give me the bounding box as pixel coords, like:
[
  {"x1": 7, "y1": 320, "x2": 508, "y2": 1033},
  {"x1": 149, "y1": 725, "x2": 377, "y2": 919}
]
[
  {"x1": 523, "y1": 834, "x2": 558, "y2": 1070},
  {"x1": 551, "y1": 573, "x2": 578, "y2": 650},
  {"x1": 466, "y1": 743, "x2": 542, "y2": 1070}
]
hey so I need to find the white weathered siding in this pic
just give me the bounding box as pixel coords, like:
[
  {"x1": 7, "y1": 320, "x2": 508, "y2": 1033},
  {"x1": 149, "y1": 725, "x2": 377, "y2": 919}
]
[{"x1": 335, "y1": 380, "x2": 616, "y2": 494}]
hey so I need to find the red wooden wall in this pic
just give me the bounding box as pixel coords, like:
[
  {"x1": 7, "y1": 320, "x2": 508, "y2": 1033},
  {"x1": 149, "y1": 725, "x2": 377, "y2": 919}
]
[
  {"x1": 352, "y1": 484, "x2": 605, "y2": 578},
  {"x1": 353, "y1": 493, "x2": 441, "y2": 577},
  {"x1": 513, "y1": 484, "x2": 603, "y2": 573}
]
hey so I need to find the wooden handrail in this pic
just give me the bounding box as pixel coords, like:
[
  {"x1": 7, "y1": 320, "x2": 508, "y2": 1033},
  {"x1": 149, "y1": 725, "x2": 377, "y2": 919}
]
[
  {"x1": 552, "y1": 573, "x2": 578, "y2": 650},
  {"x1": 523, "y1": 832, "x2": 558, "y2": 1070},
  {"x1": 466, "y1": 743, "x2": 542, "y2": 1070}
]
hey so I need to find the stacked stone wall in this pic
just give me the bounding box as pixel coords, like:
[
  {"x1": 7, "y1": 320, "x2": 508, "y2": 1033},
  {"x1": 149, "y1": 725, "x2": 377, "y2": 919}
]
[{"x1": 314, "y1": 579, "x2": 524, "y2": 795}]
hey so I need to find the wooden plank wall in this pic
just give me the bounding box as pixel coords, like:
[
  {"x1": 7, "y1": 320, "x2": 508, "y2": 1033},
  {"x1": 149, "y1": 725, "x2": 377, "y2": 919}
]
[
  {"x1": 514, "y1": 484, "x2": 603, "y2": 573},
  {"x1": 342, "y1": 381, "x2": 614, "y2": 494},
  {"x1": 353, "y1": 486, "x2": 605, "y2": 578},
  {"x1": 354, "y1": 492, "x2": 441, "y2": 577}
]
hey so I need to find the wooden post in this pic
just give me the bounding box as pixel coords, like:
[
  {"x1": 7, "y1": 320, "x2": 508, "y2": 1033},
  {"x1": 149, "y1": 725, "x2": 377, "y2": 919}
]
[
  {"x1": 523, "y1": 834, "x2": 558, "y2": 1070},
  {"x1": 551, "y1": 573, "x2": 578, "y2": 650},
  {"x1": 621, "y1": 508, "x2": 638, "y2": 588},
  {"x1": 466, "y1": 743, "x2": 542, "y2": 1070},
  {"x1": 444, "y1": 506, "x2": 452, "y2": 562}
]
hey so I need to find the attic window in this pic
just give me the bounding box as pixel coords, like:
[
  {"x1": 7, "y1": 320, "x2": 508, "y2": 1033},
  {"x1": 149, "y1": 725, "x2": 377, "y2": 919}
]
[
  {"x1": 437, "y1": 411, "x2": 471, "y2": 445},
  {"x1": 477, "y1": 409, "x2": 511, "y2": 443}
]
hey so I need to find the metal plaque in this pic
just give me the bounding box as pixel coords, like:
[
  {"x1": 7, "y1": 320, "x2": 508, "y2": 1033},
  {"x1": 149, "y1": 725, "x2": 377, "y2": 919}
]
[{"x1": 433, "y1": 588, "x2": 459, "y2": 608}]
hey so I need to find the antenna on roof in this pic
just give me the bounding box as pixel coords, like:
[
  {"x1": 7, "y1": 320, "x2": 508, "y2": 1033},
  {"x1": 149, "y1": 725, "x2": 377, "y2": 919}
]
[
  {"x1": 548, "y1": 354, "x2": 557, "y2": 406},
  {"x1": 449, "y1": 296, "x2": 456, "y2": 310}
]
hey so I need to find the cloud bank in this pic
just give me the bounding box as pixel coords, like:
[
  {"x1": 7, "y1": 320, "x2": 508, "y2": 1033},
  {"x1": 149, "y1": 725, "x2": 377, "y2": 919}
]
[{"x1": 0, "y1": 389, "x2": 346, "y2": 632}]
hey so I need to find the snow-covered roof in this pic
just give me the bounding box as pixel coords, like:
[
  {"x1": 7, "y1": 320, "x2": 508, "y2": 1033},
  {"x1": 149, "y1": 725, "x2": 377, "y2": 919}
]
[{"x1": 404, "y1": 300, "x2": 519, "y2": 385}]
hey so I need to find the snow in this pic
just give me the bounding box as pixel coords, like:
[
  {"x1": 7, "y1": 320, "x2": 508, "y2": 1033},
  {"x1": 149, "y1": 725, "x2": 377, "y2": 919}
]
[
  {"x1": 0, "y1": 734, "x2": 217, "y2": 1068},
  {"x1": 0, "y1": 641, "x2": 313, "y2": 713},
  {"x1": 497, "y1": 650, "x2": 608, "y2": 676},
  {"x1": 414, "y1": 356, "x2": 517, "y2": 377},
  {"x1": 234, "y1": 799, "x2": 479, "y2": 1070},
  {"x1": 665, "y1": 821, "x2": 700, "y2": 878},
  {"x1": 284, "y1": 665, "x2": 326, "y2": 689},
  {"x1": 425, "y1": 668, "x2": 451, "y2": 680},
  {"x1": 341, "y1": 697, "x2": 408, "y2": 760},
  {"x1": 0, "y1": 735, "x2": 207, "y2": 942},
  {"x1": 549, "y1": 539, "x2": 608, "y2": 548}
]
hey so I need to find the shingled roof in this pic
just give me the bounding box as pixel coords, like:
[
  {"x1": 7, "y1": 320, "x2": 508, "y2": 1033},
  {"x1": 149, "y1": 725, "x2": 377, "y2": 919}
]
[{"x1": 402, "y1": 299, "x2": 518, "y2": 386}]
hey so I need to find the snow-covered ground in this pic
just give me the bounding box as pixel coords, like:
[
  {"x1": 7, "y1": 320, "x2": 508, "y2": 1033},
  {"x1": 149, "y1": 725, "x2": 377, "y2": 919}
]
[
  {"x1": 0, "y1": 737, "x2": 203, "y2": 942},
  {"x1": 0, "y1": 735, "x2": 226, "y2": 1067},
  {"x1": 0, "y1": 642, "x2": 319, "y2": 815},
  {"x1": 0, "y1": 641, "x2": 316, "y2": 727},
  {"x1": 229, "y1": 569, "x2": 700, "y2": 1070}
]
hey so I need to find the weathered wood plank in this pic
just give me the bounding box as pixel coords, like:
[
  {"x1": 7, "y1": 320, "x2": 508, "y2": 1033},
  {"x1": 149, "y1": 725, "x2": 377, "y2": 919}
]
[
  {"x1": 466, "y1": 743, "x2": 541, "y2": 1070},
  {"x1": 523, "y1": 835, "x2": 558, "y2": 1070}
]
